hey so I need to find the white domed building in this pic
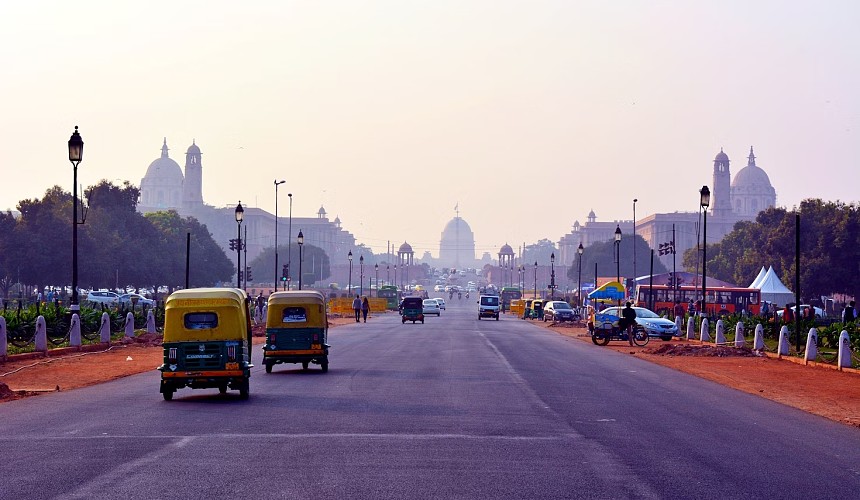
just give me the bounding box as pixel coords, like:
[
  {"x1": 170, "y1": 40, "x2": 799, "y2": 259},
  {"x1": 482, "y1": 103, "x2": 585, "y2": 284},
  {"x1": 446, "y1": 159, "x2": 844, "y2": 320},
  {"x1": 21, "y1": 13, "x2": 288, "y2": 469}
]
[
  {"x1": 138, "y1": 139, "x2": 188, "y2": 212},
  {"x1": 731, "y1": 147, "x2": 777, "y2": 217},
  {"x1": 438, "y1": 216, "x2": 477, "y2": 269}
]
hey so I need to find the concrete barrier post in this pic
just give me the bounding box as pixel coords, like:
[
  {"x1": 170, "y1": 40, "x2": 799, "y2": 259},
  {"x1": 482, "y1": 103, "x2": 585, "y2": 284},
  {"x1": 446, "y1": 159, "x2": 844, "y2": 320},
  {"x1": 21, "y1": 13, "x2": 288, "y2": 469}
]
[
  {"x1": 715, "y1": 319, "x2": 726, "y2": 345},
  {"x1": 838, "y1": 330, "x2": 853, "y2": 369},
  {"x1": 69, "y1": 313, "x2": 82, "y2": 347},
  {"x1": 125, "y1": 312, "x2": 135, "y2": 338},
  {"x1": 734, "y1": 322, "x2": 745, "y2": 348},
  {"x1": 0, "y1": 316, "x2": 7, "y2": 360},
  {"x1": 686, "y1": 317, "x2": 696, "y2": 340},
  {"x1": 146, "y1": 310, "x2": 156, "y2": 334},
  {"x1": 675, "y1": 316, "x2": 682, "y2": 337},
  {"x1": 777, "y1": 325, "x2": 790, "y2": 357},
  {"x1": 100, "y1": 312, "x2": 111, "y2": 343},
  {"x1": 753, "y1": 324, "x2": 765, "y2": 351},
  {"x1": 35, "y1": 315, "x2": 47, "y2": 352},
  {"x1": 804, "y1": 328, "x2": 818, "y2": 365},
  {"x1": 700, "y1": 318, "x2": 711, "y2": 342}
]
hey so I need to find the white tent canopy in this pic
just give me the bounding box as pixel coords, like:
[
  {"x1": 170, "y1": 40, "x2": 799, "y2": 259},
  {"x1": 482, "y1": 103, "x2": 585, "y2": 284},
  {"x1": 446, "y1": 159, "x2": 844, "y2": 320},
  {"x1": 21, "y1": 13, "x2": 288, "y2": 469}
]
[
  {"x1": 757, "y1": 266, "x2": 794, "y2": 306},
  {"x1": 749, "y1": 266, "x2": 767, "y2": 288}
]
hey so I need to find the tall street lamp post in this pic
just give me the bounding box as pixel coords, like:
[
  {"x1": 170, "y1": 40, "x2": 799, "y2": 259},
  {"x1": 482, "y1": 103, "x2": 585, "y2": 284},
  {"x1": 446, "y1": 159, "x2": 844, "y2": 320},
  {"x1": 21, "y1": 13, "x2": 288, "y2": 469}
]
[
  {"x1": 633, "y1": 198, "x2": 638, "y2": 281},
  {"x1": 700, "y1": 186, "x2": 711, "y2": 318},
  {"x1": 67, "y1": 127, "x2": 84, "y2": 311},
  {"x1": 386, "y1": 265, "x2": 390, "y2": 286},
  {"x1": 394, "y1": 264, "x2": 397, "y2": 291},
  {"x1": 375, "y1": 264, "x2": 379, "y2": 297},
  {"x1": 297, "y1": 230, "x2": 304, "y2": 290},
  {"x1": 287, "y1": 193, "x2": 293, "y2": 290},
  {"x1": 577, "y1": 243, "x2": 584, "y2": 308},
  {"x1": 235, "y1": 202, "x2": 244, "y2": 288},
  {"x1": 550, "y1": 253, "x2": 556, "y2": 300},
  {"x1": 348, "y1": 251, "x2": 353, "y2": 294},
  {"x1": 360, "y1": 255, "x2": 365, "y2": 296},
  {"x1": 533, "y1": 261, "x2": 538, "y2": 299},
  {"x1": 614, "y1": 225, "x2": 622, "y2": 306},
  {"x1": 274, "y1": 180, "x2": 285, "y2": 288}
]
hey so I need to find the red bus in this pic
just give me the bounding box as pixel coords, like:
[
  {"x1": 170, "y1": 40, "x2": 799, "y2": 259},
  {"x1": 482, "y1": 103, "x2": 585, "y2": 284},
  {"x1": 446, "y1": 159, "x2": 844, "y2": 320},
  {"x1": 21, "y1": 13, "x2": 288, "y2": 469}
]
[{"x1": 635, "y1": 284, "x2": 761, "y2": 316}]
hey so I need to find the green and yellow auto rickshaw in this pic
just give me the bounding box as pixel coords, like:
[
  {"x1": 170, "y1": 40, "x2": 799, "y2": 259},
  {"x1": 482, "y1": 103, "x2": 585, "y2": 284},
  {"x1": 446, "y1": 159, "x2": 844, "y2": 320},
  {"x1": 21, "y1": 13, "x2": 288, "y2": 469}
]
[
  {"x1": 400, "y1": 296, "x2": 424, "y2": 324},
  {"x1": 158, "y1": 288, "x2": 253, "y2": 400},
  {"x1": 263, "y1": 290, "x2": 329, "y2": 373}
]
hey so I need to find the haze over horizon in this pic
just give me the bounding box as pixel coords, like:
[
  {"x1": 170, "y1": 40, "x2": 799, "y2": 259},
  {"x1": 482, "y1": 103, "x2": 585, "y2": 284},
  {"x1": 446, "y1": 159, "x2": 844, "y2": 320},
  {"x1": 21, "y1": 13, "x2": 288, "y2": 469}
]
[{"x1": 2, "y1": 1, "x2": 858, "y2": 258}]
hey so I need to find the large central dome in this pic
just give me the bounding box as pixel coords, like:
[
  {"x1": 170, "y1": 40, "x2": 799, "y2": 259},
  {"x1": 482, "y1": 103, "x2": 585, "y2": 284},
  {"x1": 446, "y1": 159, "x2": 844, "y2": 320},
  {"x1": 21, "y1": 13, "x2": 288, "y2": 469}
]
[{"x1": 439, "y1": 217, "x2": 476, "y2": 268}]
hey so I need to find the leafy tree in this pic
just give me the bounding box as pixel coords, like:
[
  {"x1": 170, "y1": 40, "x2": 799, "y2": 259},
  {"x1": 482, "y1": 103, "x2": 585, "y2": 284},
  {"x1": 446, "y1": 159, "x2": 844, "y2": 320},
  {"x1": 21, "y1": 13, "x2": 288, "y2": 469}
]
[
  {"x1": 523, "y1": 239, "x2": 557, "y2": 265},
  {"x1": 249, "y1": 243, "x2": 330, "y2": 287},
  {"x1": 568, "y1": 235, "x2": 667, "y2": 283}
]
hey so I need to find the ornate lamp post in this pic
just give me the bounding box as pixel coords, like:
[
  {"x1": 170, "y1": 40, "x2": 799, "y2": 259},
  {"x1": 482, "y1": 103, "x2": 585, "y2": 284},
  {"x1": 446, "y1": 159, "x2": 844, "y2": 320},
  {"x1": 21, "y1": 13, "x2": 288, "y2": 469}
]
[
  {"x1": 297, "y1": 230, "x2": 304, "y2": 290},
  {"x1": 700, "y1": 185, "x2": 711, "y2": 318},
  {"x1": 375, "y1": 263, "x2": 379, "y2": 297},
  {"x1": 394, "y1": 264, "x2": 397, "y2": 291},
  {"x1": 550, "y1": 253, "x2": 556, "y2": 300},
  {"x1": 387, "y1": 265, "x2": 390, "y2": 286},
  {"x1": 577, "y1": 243, "x2": 584, "y2": 308},
  {"x1": 360, "y1": 255, "x2": 365, "y2": 296},
  {"x1": 533, "y1": 261, "x2": 538, "y2": 299},
  {"x1": 235, "y1": 202, "x2": 244, "y2": 288},
  {"x1": 348, "y1": 251, "x2": 353, "y2": 294},
  {"x1": 67, "y1": 126, "x2": 84, "y2": 311},
  {"x1": 274, "y1": 180, "x2": 285, "y2": 288},
  {"x1": 287, "y1": 193, "x2": 293, "y2": 290},
  {"x1": 633, "y1": 198, "x2": 638, "y2": 281},
  {"x1": 614, "y1": 225, "x2": 622, "y2": 306}
]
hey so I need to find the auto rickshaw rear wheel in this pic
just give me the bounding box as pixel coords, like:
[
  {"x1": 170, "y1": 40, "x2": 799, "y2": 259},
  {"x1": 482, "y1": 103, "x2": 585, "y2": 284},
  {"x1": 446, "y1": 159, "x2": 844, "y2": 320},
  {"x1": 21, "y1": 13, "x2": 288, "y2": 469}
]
[
  {"x1": 162, "y1": 389, "x2": 174, "y2": 401},
  {"x1": 265, "y1": 362, "x2": 273, "y2": 373},
  {"x1": 321, "y1": 362, "x2": 329, "y2": 373},
  {"x1": 219, "y1": 385, "x2": 228, "y2": 394},
  {"x1": 239, "y1": 381, "x2": 249, "y2": 400},
  {"x1": 302, "y1": 361, "x2": 309, "y2": 370}
]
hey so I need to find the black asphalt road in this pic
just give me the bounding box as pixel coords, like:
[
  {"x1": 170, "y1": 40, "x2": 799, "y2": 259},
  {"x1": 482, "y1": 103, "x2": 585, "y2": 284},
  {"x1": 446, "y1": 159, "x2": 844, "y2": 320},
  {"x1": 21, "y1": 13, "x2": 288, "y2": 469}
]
[{"x1": 2, "y1": 296, "x2": 860, "y2": 499}]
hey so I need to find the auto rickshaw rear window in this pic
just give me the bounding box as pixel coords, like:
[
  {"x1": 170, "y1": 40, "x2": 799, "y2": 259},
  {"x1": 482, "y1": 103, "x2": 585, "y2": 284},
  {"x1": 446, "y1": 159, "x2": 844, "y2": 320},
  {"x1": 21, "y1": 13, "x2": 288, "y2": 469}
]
[
  {"x1": 281, "y1": 307, "x2": 307, "y2": 323},
  {"x1": 184, "y1": 312, "x2": 218, "y2": 329}
]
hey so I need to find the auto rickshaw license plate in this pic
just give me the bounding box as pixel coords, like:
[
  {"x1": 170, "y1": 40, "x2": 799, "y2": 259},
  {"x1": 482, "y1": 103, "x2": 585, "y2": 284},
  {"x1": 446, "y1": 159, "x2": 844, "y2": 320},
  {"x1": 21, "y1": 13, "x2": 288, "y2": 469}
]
[
  {"x1": 311, "y1": 344, "x2": 321, "y2": 350},
  {"x1": 225, "y1": 362, "x2": 239, "y2": 370}
]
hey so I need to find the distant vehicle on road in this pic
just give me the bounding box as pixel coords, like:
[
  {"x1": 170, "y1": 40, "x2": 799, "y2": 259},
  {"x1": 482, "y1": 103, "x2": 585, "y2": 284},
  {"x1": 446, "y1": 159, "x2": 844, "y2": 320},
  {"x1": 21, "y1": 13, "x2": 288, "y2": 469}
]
[
  {"x1": 543, "y1": 301, "x2": 578, "y2": 322},
  {"x1": 600, "y1": 306, "x2": 679, "y2": 341},
  {"x1": 478, "y1": 295, "x2": 500, "y2": 320},
  {"x1": 423, "y1": 299, "x2": 441, "y2": 316},
  {"x1": 84, "y1": 290, "x2": 119, "y2": 306},
  {"x1": 118, "y1": 293, "x2": 155, "y2": 307}
]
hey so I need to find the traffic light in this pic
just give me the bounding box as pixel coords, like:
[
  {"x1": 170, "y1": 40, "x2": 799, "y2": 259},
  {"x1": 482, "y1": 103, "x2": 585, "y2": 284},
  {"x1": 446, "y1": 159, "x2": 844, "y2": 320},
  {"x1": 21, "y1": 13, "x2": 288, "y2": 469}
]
[
  {"x1": 282, "y1": 264, "x2": 288, "y2": 281},
  {"x1": 229, "y1": 239, "x2": 236, "y2": 251},
  {"x1": 238, "y1": 270, "x2": 243, "y2": 282},
  {"x1": 246, "y1": 266, "x2": 253, "y2": 282}
]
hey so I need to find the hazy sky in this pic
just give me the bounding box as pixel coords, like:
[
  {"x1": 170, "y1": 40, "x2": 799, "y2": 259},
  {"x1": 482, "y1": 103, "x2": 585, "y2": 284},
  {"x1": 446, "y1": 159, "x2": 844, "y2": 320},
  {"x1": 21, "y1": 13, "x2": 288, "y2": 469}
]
[{"x1": 3, "y1": 1, "x2": 858, "y2": 258}]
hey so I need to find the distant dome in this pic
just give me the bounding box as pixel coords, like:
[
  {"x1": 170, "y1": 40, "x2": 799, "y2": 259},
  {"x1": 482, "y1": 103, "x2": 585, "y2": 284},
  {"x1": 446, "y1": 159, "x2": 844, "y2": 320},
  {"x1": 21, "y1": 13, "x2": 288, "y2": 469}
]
[
  {"x1": 398, "y1": 241, "x2": 413, "y2": 253},
  {"x1": 186, "y1": 140, "x2": 201, "y2": 155},
  {"x1": 587, "y1": 209, "x2": 596, "y2": 219},
  {"x1": 143, "y1": 139, "x2": 184, "y2": 184},
  {"x1": 499, "y1": 243, "x2": 514, "y2": 255},
  {"x1": 715, "y1": 148, "x2": 729, "y2": 161},
  {"x1": 731, "y1": 147, "x2": 773, "y2": 190},
  {"x1": 439, "y1": 216, "x2": 476, "y2": 268},
  {"x1": 318, "y1": 206, "x2": 326, "y2": 215}
]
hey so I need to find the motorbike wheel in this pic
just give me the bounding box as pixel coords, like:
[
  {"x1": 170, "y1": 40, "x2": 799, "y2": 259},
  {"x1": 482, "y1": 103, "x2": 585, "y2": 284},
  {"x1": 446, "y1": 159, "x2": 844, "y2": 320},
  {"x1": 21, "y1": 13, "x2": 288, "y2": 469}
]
[{"x1": 632, "y1": 328, "x2": 650, "y2": 347}]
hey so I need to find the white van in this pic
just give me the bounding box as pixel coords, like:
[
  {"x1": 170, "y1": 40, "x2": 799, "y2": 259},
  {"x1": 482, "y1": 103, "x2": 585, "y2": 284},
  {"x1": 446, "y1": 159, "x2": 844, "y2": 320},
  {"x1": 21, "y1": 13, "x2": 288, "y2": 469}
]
[{"x1": 478, "y1": 295, "x2": 500, "y2": 320}]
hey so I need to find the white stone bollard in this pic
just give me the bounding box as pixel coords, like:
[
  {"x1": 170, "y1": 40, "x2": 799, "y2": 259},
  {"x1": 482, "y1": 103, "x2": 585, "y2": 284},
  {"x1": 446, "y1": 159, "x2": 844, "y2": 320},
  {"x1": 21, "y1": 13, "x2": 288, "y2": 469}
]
[
  {"x1": 125, "y1": 312, "x2": 135, "y2": 337},
  {"x1": 734, "y1": 322, "x2": 745, "y2": 348},
  {"x1": 838, "y1": 330, "x2": 853, "y2": 369},
  {"x1": 674, "y1": 316, "x2": 683, "y2": 337},
  {"x1": 715, "y1": 319, "x2": 726, "y2": 345},
  {"x1": 100, "y1": 312, "x2": 111, "y2": 343},
  {"x1": 777, "y1": 325, "x2": 790, "y2": 356},
  {"x1": 686, "y1": 317, "x2": 696, "y2": 340},
  {"x1": 804, "y1": 328, "x2": 818, "y2": 365},
  {"x1": 700, "y1": 318, "x2": 711, "y2": 343},
  {"x1": 146, "y1": 310, "x2": 156, "y2": 334},
  {"x1": 753, "y1": 324, "x2": 765, "y2": 351},
  {"x1": 69, "y1": 313, "x2": 82, "y2": 347},
  {"x1": 0, "y1": 316, "x2": 7, "y2": 359},
  {"x1": 35, "y1": 315, "x2": 47, "y2": 352}
]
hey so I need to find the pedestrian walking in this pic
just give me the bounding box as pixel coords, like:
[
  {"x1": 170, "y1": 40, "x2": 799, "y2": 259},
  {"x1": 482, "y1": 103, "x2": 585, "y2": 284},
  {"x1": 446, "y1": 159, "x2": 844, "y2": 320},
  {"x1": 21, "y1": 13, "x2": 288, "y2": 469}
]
[
  {"x1": 782, "y1": 304, "x2": 794, "y2": 324},
  {"x1": 352, "y1": 294, "x2": 362, "y2": 323},
  {"x1": 842, "y1": 301, "x2": 856, "y2": 323},
  {"x1": 361, "y1": 296, "x2": 370, "y2": 323},
  {"x1": 673, "y1": 300, "x2": 685, "y2": 321}
]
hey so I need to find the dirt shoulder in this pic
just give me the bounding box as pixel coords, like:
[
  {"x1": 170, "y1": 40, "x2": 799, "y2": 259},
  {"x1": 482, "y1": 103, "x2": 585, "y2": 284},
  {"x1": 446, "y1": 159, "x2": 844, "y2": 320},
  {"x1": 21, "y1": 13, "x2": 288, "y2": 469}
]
[{"x1": 2, "y1": 314, "x2": 859, "y2": 430}]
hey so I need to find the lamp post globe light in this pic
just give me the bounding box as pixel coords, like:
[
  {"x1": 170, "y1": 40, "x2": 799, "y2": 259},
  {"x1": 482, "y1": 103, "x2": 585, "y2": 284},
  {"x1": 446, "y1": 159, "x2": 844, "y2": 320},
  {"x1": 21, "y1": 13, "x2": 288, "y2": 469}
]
[
  {"x1": 274, "y1": 180, "x2": 285, "y2": 288},
  {"x1": 297, "y1": 230, "x2": 304, "y2": 290},
  {"x1": 287, "y1": 193, "x2": 293, "y2": 290},
  {"x1": 348, "y1": 251, "x2": 353, "y2": 294},
  {"x1": 577, "y1": 243, "x2": 584, "y2": 308},
  {"x1": 533, "y1": 261, "x2": 538, "y2": 300},
  {"x1": 387, "y1": 265, "x2": 390, "y2": 286},
  {"x1": 360, "y1": 255, "x2": 365, "y2": 296},
  {"x1": 550, "y1": 253, "x2": 556, "y2": 300},
  {"x1": 375, "y1": 263, "x2": 379, "y2": 297},
  {"x1": 614, "y1": 225, "x2": 622, "y2": 305},
  {"x1": 394, "y1": 264, "x2": 397, "y2": 291},
  {"x1": 235, "y1": 202, "x2": 244, "y2": 288},
  {"x1": 699, "y1": 185, "x2": 711, "y2": 318},
  {"x1": 67, "y1": 126, "x2": 84, "y2": 311}
]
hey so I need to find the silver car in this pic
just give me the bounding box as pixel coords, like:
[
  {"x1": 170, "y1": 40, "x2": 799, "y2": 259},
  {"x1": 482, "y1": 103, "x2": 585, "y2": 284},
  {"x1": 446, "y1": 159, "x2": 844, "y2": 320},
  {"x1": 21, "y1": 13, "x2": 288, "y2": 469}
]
[
  {"x1": 423, "y1": 299, "x2": 441, "y2": 316},
  {"x1": 601, "y1": 306, "x2": 679, "y2": 340}
]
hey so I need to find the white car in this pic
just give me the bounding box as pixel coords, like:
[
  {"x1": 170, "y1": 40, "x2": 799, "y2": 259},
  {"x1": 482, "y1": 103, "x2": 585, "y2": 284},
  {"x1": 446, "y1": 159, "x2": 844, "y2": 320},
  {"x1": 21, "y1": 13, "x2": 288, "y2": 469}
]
[
  {"x1": 434, "y1": 298, "x2": 446, "y2": 310},
  {"x1": 118, "y1": 293, "x2": 155, "y2": 308},
  {"x1": 776, "y1": 305, "x2": 824, "y2": 319},
  {"x1": 600, "y1": 306, "x2": 679, "y2": 340},
  {"x1": 84, "y1": 290, "x2": 119, "y2": 306},
  {"x1": 434, "y1": 285, "x2": 445, "y2": 292},
  {"x1": 422, "y1": 299, "x2": 441, "y2": 316}
]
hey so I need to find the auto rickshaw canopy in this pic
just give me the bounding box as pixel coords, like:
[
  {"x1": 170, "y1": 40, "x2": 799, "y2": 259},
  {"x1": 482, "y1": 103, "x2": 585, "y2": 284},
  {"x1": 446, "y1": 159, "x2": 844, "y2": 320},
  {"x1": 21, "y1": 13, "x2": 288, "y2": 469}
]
[
  {"x1": 164, "y1": 288, "x2": 249, "y2": 342},
  {"x1": 266, "y1": 290, "x2": 328, "y2": 329}
]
